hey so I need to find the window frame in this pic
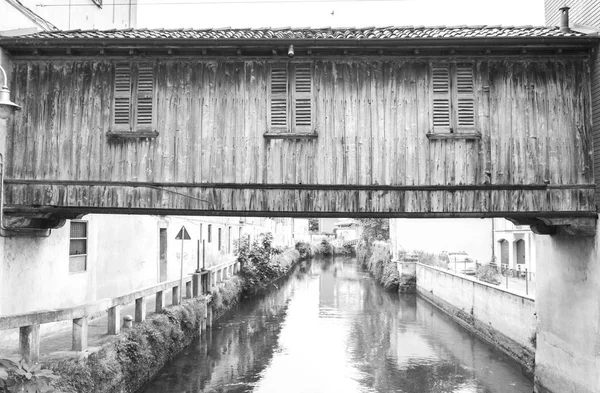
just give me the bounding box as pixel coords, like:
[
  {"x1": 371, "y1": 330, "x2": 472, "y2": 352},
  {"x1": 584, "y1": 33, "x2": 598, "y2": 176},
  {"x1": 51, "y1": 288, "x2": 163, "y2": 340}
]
[
  {"x1": 428, "y1": 62, "x2": 480, "y2": 140},
  {"x1": 109, "y1": 61, "x2": 158, "y2": 138},
  {"x1": 69, "y1": 220, "x2": 88, "y2": 274},
  {"x1": 266, "y1": 62, "x2": 316, "y2": 138}
]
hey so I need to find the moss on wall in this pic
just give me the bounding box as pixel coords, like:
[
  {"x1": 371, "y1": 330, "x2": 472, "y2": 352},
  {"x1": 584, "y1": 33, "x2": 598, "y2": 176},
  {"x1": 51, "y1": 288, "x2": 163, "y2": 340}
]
[{"x1": 48, "y1": 298, "x2": 207, "y2": 393}]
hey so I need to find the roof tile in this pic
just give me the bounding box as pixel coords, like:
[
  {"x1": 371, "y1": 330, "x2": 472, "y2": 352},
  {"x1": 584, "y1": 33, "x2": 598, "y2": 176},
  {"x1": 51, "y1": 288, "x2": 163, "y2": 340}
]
[{"x1": 4, "y1": 25, "x2": 589, "y2": 42}]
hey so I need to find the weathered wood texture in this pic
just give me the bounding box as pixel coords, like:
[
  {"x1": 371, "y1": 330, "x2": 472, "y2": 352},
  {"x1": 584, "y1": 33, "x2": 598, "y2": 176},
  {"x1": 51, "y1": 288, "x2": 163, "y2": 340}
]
[
  {"x1": 3, "y1": 58, "x2": 594, "y2": 216},
  {"x1": 546, "y1": 0, "x2": 600, "y2": 209}
]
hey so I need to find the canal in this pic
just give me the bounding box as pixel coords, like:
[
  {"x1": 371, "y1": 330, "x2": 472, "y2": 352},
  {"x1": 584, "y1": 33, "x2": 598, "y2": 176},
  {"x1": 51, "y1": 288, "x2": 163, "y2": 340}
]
[{"x1": 141, "y1": 257, "x2": 533, "y2": 393}]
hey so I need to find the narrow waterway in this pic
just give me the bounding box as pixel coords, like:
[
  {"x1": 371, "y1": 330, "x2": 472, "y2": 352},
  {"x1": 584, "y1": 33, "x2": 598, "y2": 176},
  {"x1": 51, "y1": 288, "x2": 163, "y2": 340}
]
[{"x1": 142, "y1": 257, "x2": 533, "y2": 393}]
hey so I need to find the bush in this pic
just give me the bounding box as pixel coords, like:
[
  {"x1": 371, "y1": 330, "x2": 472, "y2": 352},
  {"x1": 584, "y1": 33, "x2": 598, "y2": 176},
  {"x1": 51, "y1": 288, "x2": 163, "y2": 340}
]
[
  {"x1": 476, "y1": 264, "x2": 502, "y2": 285},
  {"x1": 236, "y1": 233, "x2": 288, "y2": 293}
]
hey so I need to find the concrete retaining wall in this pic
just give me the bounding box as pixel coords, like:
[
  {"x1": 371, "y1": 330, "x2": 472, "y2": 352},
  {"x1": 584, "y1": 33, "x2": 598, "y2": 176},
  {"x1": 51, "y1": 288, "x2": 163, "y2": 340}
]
[{"x1": 416, "y1": 263, "x2": 536, "y2": 373}]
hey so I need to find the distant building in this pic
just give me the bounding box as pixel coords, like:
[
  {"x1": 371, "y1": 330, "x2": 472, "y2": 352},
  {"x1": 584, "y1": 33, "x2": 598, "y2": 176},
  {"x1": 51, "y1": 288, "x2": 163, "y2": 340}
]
[
  {"x1": 333, "y1": 218, "x2": 360, "y2": 242},
  {"x1": 492, "y1": 218, "x2": 537, "y2": 276},
  {"x1": 0, "y1": 0, "x2": 137, "y2": 34}
]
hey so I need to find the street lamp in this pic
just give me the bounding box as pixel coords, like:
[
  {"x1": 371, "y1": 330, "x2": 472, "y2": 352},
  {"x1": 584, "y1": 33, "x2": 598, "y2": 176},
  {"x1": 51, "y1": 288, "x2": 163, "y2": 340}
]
[{"x1": 0, "y1": 65, "x2": 20, "y2": 120}]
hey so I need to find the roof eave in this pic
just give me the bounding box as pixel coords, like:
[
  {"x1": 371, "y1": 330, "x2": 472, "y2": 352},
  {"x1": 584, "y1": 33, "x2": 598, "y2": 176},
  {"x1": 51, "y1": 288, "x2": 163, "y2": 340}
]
[{"x1": 0, "y1": 35, "x2": 598, "y2": 50}]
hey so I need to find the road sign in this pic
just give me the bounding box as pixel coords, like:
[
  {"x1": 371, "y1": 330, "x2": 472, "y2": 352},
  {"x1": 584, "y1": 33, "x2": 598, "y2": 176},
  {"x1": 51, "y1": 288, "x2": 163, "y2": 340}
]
[{"x1": 175, "y1": 226, "x2": 191, "y2": 240}]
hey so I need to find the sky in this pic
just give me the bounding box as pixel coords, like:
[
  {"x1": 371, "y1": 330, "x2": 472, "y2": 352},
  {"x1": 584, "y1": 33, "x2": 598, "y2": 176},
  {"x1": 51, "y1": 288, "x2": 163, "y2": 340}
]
[{"x1": 137, "y1": 0, "x2": 546, "y2": 29}]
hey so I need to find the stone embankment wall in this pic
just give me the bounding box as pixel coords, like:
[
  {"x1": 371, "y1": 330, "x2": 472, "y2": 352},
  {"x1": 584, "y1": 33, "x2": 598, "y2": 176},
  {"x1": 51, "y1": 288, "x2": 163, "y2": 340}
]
[{"x1": 416, "y1": 263, "x2": 536, "y2": 374}]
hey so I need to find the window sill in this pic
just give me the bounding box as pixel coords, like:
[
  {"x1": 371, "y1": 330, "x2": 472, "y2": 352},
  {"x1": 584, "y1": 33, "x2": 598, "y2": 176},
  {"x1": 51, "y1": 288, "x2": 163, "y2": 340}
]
[
  {"x1": 264, "y1": 132, "x2": 318, "y2": 140},
  {"x1": 107, "y1": 131, "x2": 159, "y2": 139},
  {"x1": 426, "y1": 132, "x2": 481, "y2": 140}
]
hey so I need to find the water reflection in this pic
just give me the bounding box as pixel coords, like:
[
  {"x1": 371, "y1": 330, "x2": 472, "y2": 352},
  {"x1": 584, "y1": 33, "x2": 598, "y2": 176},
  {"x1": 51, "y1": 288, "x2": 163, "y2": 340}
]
[{"x1": 141, "y1": 257, "x2": 532, "y2": 393}]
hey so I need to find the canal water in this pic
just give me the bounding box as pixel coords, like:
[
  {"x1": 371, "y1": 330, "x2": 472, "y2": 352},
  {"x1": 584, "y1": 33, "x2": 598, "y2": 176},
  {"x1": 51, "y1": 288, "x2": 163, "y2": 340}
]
[{"x1": 142, "y1": 257, "x2": 533, "y2": 393}]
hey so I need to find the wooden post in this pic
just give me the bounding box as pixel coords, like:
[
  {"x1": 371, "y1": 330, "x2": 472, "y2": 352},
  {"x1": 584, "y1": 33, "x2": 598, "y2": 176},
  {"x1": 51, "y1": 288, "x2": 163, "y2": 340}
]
[
  {"x1": 172, "y1": 286, "x2": 180, "y2": 306},
  {"x1": 108, "y1": 305, "x2": 121, "y2": 335},
  {"x1": 156, "y1": 290, "x2": 165, "y2": 313},
  {"x1": 19, "y1": 324, "x2": 40, "y2": 362},
  {"x1": 72, "y1": 317, "x2": 88, "y2": 351},
  {"x1": 135, "y1": 297, "x2": 146, "y2": 323}
]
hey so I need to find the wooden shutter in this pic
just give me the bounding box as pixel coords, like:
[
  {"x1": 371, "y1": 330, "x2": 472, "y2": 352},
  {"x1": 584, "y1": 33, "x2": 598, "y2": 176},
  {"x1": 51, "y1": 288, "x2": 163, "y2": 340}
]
[
  {"x1": 293, "y1": 63, "x2": 312, "y2": 132},
  {"x1": 455, "y1": 64, "x2": 475, "y2": 129},
  {"x1": 114, "y1": 63, "x2": 132, "y2": 130},
  {"x1": 136, "y1": 64, "x2": 154, "y2": 129},
  {"x1": 432, "y1": 64, "x2": 451, "y2": 132},
  {"x1": 270, "y1": 64, "x2": 288, "y2": 130}
]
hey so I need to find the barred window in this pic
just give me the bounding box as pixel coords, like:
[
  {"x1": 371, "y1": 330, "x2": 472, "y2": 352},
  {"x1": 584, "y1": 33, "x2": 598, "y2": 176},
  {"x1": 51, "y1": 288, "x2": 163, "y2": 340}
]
[{"x1": 69, "y1": 221, "x2": 88, "y2": 273}]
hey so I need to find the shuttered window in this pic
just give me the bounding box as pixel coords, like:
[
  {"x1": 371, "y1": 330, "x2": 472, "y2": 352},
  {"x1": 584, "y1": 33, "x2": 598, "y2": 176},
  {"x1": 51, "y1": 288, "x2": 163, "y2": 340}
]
[
  {"x1": 431, "y1": 63, "x2": 475, "y2": 133},
  {"x1": 112, "y1": 62, "x2": 155, "y2": 132},
  {"x1": 69, "y1": 221, "x2": 88, "y2": 274},
  {"x1": 269, "y1": 63, "x2": 313, "y2": 133}
]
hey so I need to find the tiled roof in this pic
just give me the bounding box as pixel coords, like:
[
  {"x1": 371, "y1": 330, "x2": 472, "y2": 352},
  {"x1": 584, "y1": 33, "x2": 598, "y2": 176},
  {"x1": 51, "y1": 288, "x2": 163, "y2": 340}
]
[{"x1": 8, "y1": 25, "x2": 589, "y2": 41}]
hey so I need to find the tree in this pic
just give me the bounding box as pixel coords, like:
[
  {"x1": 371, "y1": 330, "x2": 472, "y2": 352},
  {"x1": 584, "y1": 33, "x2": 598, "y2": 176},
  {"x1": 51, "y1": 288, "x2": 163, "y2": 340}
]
[
  {"x1": 308, "y1": 218, "x2": 319, "y2": 233},
  {"x1": 359, "y1": 218, "x2": 390, "y2": 242}
]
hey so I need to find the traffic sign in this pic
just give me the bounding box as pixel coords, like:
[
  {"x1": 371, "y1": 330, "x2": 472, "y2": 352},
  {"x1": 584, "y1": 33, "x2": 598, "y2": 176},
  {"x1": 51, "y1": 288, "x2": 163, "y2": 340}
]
[{"x1": 175, "y1": 226, "x2": 191, "y2": 240}]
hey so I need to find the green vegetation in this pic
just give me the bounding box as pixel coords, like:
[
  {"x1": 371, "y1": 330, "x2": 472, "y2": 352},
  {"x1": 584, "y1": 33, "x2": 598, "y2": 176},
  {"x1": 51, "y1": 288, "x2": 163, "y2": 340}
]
[
  {"x1": 0, "y1": 358, "x2": 62, "y2": 393},
  {"x1": 358, "y1": 241, "x2": 399, "y2": 292},
  {"x1": 476, "y1": 264, "x2": 502, "y2": 285},
  {"x1": 49, "y1": 298, "x2": 207, "y2": 393},
  {"x1": 211, "y1": 276, "x2": 243, "y2": 320}
]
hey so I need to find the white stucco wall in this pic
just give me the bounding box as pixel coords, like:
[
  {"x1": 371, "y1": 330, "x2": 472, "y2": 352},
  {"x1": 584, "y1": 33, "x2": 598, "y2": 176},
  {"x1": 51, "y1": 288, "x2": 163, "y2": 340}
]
[
  {"x1": 534, "y1": 228, "x2": 600, "y2": 393},
  {"x1": 0, "y1": 225, "x2": 96, "y2": 316},
  {"x1": 390, "y1": 218, "x2": 493, "y2": 263}
]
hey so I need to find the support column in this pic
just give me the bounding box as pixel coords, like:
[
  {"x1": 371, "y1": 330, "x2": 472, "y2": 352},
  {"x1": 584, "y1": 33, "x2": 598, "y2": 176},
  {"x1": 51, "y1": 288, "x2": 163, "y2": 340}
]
[
  {"x1": 534, "y1": 224, "x2": 600, "y2": 393},
  {"x1": 135, "y1": 297, "x2": 146, "y2": 323},
  {"x1": 185, "y1": 281, "x2": 192, "y2": 299},
  {"x1": 192, "y1": 273, "x2": 201, "y2": 297},
  {"x1": 108, "y1": 305, "x2": 121, "y2": 335},
  {"x1": 155, "y1": 290, "x2": 165, "y2": 313},
  {"x1": 172, "y1": 286, "x2": 180, "y2": 306},
  {"x1": 19, "y1": 324, "x2": 40, "y2": 362},
  {"x1": 72, "y1": 317, "x2": 88, "y2": 351}
]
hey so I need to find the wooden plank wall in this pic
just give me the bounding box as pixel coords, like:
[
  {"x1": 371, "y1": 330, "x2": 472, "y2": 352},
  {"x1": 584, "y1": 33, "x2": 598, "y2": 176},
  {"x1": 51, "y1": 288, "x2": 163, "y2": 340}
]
[
  {"x1": 4, "y1": 57, "x2": 594, "y2": 215},
  {"x1": 546, "y1": 0, "x2": 600, "y2": 209}
]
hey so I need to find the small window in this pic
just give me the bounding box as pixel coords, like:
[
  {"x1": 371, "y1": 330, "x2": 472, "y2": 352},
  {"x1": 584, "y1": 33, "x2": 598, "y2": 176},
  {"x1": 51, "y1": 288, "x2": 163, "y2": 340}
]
[
  {"x1": 112, "y1": 62, "x2": 155, "y2": 132},
  {"x1": 69, "y1": 221, "x2": 88, "y2": 273},
  {"x1": 268, "y1": 63, "x2": 313, "y2": 134},
  {"x1": 431, "y1": 63, "x2": 475, "y2": 134},
  {"x1": 218, "y1": 228, "x2": 222, "y2": 251},
  {"x1": 207, "y1": 224, "x2": 212, "y2": 243}
]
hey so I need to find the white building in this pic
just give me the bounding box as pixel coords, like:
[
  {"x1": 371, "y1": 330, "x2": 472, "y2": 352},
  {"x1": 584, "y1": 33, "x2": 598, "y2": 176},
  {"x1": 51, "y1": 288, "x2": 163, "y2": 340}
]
[
  {"x1": 492, "y1": 218, "x2": 537, "y2": 275},
  {"x1": 1, "y1": 0, "x2": 137, "y2": 35}
]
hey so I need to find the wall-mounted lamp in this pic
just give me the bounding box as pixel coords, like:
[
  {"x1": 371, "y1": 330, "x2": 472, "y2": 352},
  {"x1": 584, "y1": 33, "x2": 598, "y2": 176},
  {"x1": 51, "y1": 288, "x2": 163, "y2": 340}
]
[
  {"x1": 288, "y1": 44, "x2": 294, "y2": 58},
  {"x1": 0, "y1": 65, "x2": 21, "y2": 120}
]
